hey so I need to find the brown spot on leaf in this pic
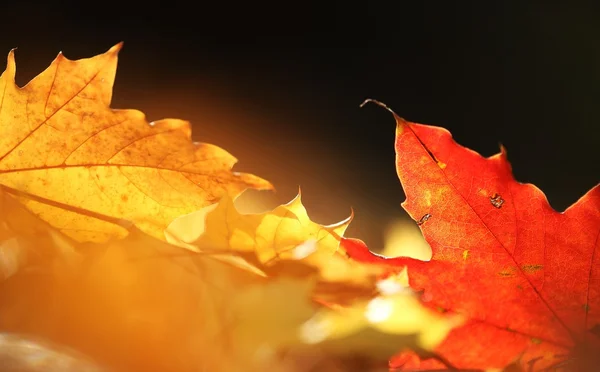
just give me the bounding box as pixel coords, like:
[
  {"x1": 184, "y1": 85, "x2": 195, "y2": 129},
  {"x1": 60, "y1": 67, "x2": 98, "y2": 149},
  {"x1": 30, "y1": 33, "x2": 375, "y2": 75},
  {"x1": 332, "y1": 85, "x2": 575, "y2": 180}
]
[
  {"x1": 490, "y1": 193, "x2": 505, "y2": 208},
  {"x1": 498, "y1": 267, "x2": 516, "y2": 277},
  {"x1": 521, "y1": 264, "x2": 543, "y2": 273},
  {"x1": 416, "y1": 213, "x2": 431, "y2": 226}
]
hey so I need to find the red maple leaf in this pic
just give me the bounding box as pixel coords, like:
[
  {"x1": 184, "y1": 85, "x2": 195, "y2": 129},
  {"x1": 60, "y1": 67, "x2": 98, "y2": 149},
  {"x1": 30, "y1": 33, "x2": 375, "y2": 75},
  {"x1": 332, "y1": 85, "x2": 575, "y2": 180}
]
[{"x1": 343, "y1": 100, "x2": 600, "y2": 371}]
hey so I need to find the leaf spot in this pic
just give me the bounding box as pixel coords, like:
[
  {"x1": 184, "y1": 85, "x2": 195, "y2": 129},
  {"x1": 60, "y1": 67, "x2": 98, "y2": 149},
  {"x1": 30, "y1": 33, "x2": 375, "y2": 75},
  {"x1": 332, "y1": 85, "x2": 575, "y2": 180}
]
[
  {"x1": 416, "y1": 213, "x2": 431, "y2": 226},
  {"x1": 462, "y1": 250, "x2": 469, "y2": 261},
  {"x1": 498, "y1": 267, "x2": 516, "y2": 277},
  {"x1": 521, "y1": 264, "x2": 543, "y2": 273},
  {"x1": 490, "y1": 193, "x2": 505, "y2": 208}
]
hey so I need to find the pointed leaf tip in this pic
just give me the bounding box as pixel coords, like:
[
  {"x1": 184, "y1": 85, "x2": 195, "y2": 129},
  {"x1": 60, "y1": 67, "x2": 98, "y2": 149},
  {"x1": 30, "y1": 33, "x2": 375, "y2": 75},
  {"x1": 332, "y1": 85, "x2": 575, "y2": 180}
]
[
  {"x1": 3, "y1": 49, "x2": 16, "y2": 80},
  {"x1": 499, "y1": 143, "x2": 508, "y2": 157},
  {"x1": 286, "y1": 191, "x2": 303, "y2": 207},
  {"x1": 110, "y1": 42, "x2": 124, "y2": 54}
]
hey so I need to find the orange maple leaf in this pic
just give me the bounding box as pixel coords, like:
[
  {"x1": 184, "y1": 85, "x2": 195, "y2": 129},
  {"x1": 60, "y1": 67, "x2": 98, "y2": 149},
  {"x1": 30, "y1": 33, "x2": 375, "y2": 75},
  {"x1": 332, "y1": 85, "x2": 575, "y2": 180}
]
[
  {"x1": 0, "y1": 44, "x2": 272, "y2": 242},
  {"x1": 343, "y1": 100, "x2": 600, "y2": 371}
]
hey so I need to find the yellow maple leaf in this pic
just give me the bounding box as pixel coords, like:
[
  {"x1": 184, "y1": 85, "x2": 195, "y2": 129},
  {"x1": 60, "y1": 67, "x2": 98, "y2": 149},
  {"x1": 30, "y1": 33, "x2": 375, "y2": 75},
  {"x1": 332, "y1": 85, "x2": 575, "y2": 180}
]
[
  {"x1": 0, "y1": 44, "x2": 272, "y2": 243},
  {"x1": 0, "y1": 228, "x2": 320, "y2": 372},
  {"x1": 382, "y1": 218, "x2": 431, "y2": 261},
  {"x1": 166, "y1": 191, "x2": 350, "y2": 261},
  {"x1": 165, "y1": 192, "x2": 387, "y2": 294}
]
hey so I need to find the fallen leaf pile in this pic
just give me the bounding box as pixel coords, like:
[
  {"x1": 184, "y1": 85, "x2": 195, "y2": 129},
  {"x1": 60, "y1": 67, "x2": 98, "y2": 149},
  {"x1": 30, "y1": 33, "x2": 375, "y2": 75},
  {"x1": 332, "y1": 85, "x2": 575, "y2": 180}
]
[{"x1": 0, "y1": 46, "x2": 597, "y2": 372}]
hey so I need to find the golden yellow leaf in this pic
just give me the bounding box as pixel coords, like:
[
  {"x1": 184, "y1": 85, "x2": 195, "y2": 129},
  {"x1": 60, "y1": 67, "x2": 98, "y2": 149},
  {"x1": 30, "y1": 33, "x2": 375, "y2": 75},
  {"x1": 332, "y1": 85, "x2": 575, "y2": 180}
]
[
  {"x1": 0, "y1": 44, "x2": 272, "y2": 243},
  {"x1": 228, "y1": 276, "x2": 317, "y2": 369},
  {"x1": 166, "y1": 191, "x2": 350, "y2": 261},
  {"x1": 165, "y1": 192, "x2": 386, "y2": 294},
  {"x1": 298, "y1": 272, "x2": 464, "y2": 364},
  {"x1": 382, "y1": 218, "x2": 431, "y2": 260},
  {"x1": 0, "y1": 228, "x2": 320, "y2": 372}
]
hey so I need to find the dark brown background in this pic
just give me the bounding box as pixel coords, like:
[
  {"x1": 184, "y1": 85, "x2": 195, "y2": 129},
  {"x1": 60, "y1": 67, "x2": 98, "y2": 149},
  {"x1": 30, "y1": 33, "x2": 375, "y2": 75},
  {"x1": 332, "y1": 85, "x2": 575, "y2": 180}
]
[{"x1": 2, "y1": 1, "x2": 599, "y2": 248}]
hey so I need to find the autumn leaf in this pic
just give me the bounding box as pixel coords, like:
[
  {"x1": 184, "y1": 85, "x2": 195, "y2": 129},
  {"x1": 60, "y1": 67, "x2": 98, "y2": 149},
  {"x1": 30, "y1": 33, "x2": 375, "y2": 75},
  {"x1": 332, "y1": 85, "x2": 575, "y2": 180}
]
[
  {"x1": 166, "y1": 191, "x2": 351, "y2": 262},
  {"x1": 297, "y1": 271, "x2": 463, "y2": 368},
  {"x1": 0, "y1": 44, "x2": 272, "y2": 243},
  {"x1": 165, "y1": 192, "x2": 378, "y2": 284},
  {"x1": 165, "y1": 192, "x2": 399, "y2": 305},
  {"x1": 0, "y1": 227, "x2": 324, "y2": 372},
  {"x1": 347, "y1": 100, "x2": 600, "y2": 371}
]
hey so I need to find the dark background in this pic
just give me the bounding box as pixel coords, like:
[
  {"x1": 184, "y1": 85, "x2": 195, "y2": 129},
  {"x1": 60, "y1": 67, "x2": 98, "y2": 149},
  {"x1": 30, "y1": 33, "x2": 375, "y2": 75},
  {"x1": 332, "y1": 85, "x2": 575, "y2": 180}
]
[{"x1": 2, "y1": 2, "x2": 599, "y2": 249}]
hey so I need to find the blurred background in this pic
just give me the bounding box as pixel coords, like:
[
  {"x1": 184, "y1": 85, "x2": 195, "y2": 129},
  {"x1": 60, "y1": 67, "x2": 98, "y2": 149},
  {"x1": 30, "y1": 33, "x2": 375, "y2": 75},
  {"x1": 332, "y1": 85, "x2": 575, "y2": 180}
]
[{"x1": 1, "y1": 1, "x2": 599, "y2": 250}]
